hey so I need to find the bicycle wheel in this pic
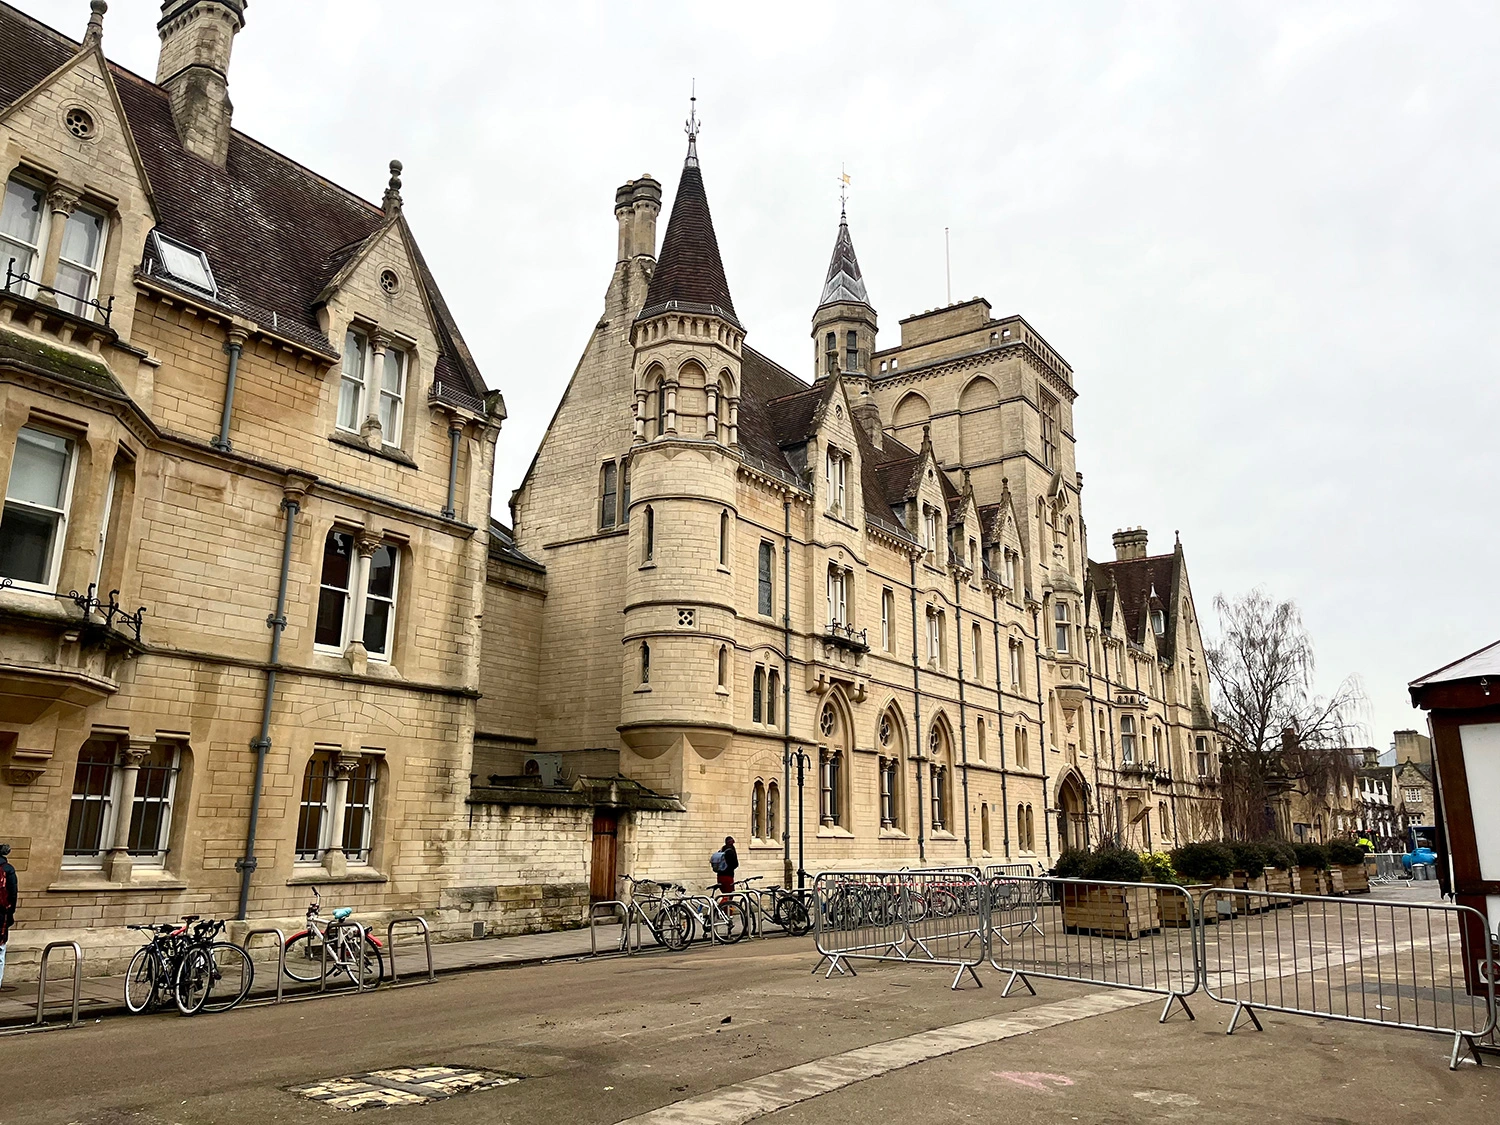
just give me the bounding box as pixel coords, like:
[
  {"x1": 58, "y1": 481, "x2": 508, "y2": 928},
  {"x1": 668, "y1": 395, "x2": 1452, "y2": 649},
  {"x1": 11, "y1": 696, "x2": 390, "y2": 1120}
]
[
  {"x1": 928, "y1": 887, "x2": 959, "y2": 919},
  {"x1": 779, "y1": 897, "x2": 812, "y2": 935},
  {"x1": 124, "y1": 947, "x2": 161, "y2": 1013},
  {"x1": 174, "y1": 947, "x2": 213, "y2": 1015},
  {"x1": 710, "y1": 902, "x2": 746, "y2": 944},
  {"x1": 359, "y1": 934, "x2": 385, "y2": 987},
  {"x1": 282, "y1": 931, "x2": 325, "y2": 982},
  {"x1": 200, "y1": 942, "x2": 255, "y2": 1013},
  {"x1": 656, "y1": 903, "x2": 693, "y2": 951}
]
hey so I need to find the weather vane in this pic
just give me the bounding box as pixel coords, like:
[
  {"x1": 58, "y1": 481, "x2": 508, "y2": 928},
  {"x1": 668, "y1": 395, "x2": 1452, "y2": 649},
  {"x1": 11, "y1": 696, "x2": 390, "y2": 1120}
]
[
  {"x1": 839, "y1": 164, "x2": 851, "y2": 218},
  {"x1": 685, "y1": 80, "x2": 700, "y2": 166}
]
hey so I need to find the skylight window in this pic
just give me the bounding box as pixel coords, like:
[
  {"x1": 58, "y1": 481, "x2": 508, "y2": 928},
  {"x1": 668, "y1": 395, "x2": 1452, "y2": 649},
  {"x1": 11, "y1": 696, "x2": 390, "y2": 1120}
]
[{"x1": 150, "y1": 231, "x2": 217, "y2": 297}]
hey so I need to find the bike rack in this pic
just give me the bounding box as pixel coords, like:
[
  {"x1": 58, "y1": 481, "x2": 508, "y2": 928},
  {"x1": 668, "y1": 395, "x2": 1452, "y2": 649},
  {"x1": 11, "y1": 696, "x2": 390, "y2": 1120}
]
[
  {"x1": 241, "y1": 926, "x2": 287, "y2": 1005},
  {"x1": 589, "y1": 901, "x2": 633, "y2": 956},
  {"x1": 387, "y1": 916, "x2": 435, "y2": 985},
  {"x1": 34, "y1": 942, "x2": 83, "y2": 1028},
  {"x1": 319, "y1": 918, "x2": 373, "y2": 993}
]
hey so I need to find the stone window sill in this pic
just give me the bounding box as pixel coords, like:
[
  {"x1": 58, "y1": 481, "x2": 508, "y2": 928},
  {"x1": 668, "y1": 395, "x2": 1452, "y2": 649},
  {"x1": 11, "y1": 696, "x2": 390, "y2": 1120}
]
[
  {"x1": 48, "y1": 870, "x2": 187, "y2": 893},
  {"x1": 328, "y1": 430, "x2": 418, "y2": 468},
  {"x1": 816, "y1": 825, "x2": 854, "y2": 839},
  {"x1": 749, "y1": 840, "x2": 781, "y2": 850},
  {"x1": 287, "y1": 867, "x2": 388, "y2": 886},
  {"x1": 930, "y1": 830, "x2": 958, "y2": 841},
  {"x1": 878, "y1": 828, "x2": 910, "y2": 840}
]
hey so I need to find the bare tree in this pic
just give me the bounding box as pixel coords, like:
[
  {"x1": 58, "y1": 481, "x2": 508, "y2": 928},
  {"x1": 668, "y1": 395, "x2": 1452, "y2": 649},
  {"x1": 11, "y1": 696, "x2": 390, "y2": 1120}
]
[{"x1": 1205, "y1": 588, "x2": 1364, "y2": 841}]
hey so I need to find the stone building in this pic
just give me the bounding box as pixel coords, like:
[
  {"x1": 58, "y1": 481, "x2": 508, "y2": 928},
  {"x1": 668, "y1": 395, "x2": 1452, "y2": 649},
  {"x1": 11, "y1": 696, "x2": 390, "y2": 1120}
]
[
  {"x1": 0, "y1": 1, "x2": 508, "y2": 976},
  {"x1": 497, "y1": 120, "x2": 1223, "y2": 895}
]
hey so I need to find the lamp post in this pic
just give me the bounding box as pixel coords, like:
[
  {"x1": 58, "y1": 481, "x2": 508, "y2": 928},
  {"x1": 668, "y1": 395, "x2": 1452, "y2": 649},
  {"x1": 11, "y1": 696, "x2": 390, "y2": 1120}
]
[{"x1": 785, "y1": 744, "x2": 813, "y2": 888}]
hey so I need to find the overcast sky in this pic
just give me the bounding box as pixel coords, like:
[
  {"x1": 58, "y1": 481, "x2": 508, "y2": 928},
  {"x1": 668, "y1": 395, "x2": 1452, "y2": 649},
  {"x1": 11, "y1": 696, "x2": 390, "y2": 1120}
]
[{"x1": 22, "y1": 0, "x2": 1500, "y2": 748}]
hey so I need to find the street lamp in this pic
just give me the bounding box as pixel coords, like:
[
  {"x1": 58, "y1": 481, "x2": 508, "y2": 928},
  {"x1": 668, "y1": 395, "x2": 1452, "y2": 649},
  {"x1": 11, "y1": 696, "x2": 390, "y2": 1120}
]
[{"x1": 784, "y1": 744, "x2": 813, "y2": 888}]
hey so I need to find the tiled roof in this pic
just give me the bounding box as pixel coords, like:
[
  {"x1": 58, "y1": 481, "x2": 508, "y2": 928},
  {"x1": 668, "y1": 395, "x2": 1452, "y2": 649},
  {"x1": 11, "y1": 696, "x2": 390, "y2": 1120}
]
[
  {"x1": 0, "y1": 3, "x2": 485, "y2": 395},
  {"x1": 638, "y1": 155, "x2": 737, "y2": 326},
  {"x1": 817, "y1": 214, "x2": 870, "y2": 308},
  {"x1": 1094, "y1": 553, "x2": 1180, "y2": 658}
]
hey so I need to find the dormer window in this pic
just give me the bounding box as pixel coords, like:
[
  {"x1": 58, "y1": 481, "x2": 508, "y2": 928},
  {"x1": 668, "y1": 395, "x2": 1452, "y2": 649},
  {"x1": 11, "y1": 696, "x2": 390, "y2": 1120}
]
[
  {"x1": 967, "y1": 537, "x2": 978, "y2": 572},
  {"x1": 0, "y1": 177, "x2": 45, "y2": 296},
  {"x1": 1152, "y1": 608, "x2": 1166, "y2": 636},
  {"x1": 149, "y1": 231, "x2": 217, "y2": 297},
  {"x1": 922, "y1": 505, "x2": 941, "y2": 561},
  {"x1": 1004, "y1": 549, "x2": 1018, "y2": 590},
  {"x1": 55, "y1": 207, "x2": 104, "y2": 317},
  {"x1": 824, "y1": 446, "x2": 848, "y2": 516},
  {"x1": 338, "y1": 329, "x2": 409, "y2": 448},
  {"x1": 338, "y1": 329, "x2": 368, "y2": 432}
]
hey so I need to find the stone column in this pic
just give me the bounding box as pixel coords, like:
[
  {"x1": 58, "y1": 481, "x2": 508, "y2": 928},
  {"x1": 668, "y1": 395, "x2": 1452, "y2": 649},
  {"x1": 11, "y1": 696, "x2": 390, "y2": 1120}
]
[
  {"x1": 344, "y1": 534, "x2": 379, "y2": 671},
  {"x1": 103, "y1": 737, "x2": 154, "y2": 883},
  {"x1": 37, "y1": 185, "x2": 81, "y2": 299},
  {"x1": 665, "y1": 381, "x2": 679, "y2": 435},
  {"x1": 363, "y1": 332, "x2": 391, "y2": 448},
  {"x1": 322, "y1": 751, "x2": 362, "y2": 878},
  {"x1": 727, "y1": 397, "x2": 740, "y2": 447},
  {"x1": 632, "y1": 390, "x2": 647, "y2": 444},
  {"x1": 705, "y1": 384, "x2": 720, "y2": 441}
]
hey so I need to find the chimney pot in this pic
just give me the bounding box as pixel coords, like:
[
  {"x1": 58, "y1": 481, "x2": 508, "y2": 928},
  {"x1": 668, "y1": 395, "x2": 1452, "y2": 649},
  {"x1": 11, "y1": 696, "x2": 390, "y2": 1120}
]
[
  {"x1": 1112, "y1": 527, "x2": 1149, "y2": 562},
  {"x1": 156, "y1": 0, "x2": 247, "y2": 167}
]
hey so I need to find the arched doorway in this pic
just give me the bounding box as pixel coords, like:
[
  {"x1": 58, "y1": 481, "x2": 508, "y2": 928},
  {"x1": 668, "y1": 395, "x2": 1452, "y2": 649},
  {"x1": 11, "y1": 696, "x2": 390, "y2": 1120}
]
[{"x1": 1056, "y1": 771, "x2": 1087, "y2": 852}]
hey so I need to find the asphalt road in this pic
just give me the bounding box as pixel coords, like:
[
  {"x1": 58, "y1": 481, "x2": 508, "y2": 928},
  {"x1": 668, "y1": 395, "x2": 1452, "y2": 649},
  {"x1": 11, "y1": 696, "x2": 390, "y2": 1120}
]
[{"x1": 4, "y1": 937, "x2": 1495, "y2": 1124}]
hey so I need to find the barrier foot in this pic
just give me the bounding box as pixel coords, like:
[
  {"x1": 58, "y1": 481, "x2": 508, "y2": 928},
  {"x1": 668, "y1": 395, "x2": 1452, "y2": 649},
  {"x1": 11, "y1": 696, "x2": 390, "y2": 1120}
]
[
  {"x1": 1000, "y1": 970, "x2": 1035, "y2": 998},
  {"x1": 1159, "y1": 993, "x2": 1194, "y2": 1024},
  {"x1": 815, "y1": 954, "x2": 855, "y2": 979},
  {"x1": 950, "y1": 963, "x2": 984, "y2": 991},
  {"x1": 1450, "y1": 1033, "x2": 1483, "y2": 1070},
  {"x1": 1225, "y1": 1002, "x2": 1262, "y2": 1035}
]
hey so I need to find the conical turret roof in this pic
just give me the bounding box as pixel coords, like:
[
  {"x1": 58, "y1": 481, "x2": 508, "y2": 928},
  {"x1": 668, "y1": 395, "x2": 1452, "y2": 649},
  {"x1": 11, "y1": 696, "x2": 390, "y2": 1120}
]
[
  {"x1": 638, "y1": 144, "x2": 739, "y2": 327},
  {"x1": 817, "y1": 212, "x2": 870, "y2": 309}
]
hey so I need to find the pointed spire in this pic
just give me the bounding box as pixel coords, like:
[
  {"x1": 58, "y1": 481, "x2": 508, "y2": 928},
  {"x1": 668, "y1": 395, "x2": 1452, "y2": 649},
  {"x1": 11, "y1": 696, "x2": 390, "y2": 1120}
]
[
  {"x1": 638, "y1": 97, "x2": 738, "y2": 327},
  {"x1": 84, "y1": 0, "x2": 106, "y2": 46},
  {"x1": 818, "y1": 208, "x2": 871, "y2": 310}
]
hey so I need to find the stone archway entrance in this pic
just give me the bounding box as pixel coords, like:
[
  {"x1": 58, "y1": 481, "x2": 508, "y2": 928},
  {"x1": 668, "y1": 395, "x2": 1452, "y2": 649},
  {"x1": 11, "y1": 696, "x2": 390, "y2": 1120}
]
[{"x1": 1057, "y1": 773, "x2": 1087, "y2": 852}]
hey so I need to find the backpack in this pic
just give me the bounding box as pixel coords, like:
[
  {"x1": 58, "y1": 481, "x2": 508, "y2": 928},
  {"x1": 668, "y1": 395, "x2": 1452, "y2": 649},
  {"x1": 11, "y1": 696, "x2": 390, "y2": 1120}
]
[{"x1": 710, "y1": 850, "x2": 728, "y2": 874}]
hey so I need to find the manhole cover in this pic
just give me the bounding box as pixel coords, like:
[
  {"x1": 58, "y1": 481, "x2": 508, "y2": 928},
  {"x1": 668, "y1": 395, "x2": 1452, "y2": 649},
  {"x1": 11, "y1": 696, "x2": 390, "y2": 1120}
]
[{"x1": 290, "y1": 1065, "x2": 521, "y2": 1111}]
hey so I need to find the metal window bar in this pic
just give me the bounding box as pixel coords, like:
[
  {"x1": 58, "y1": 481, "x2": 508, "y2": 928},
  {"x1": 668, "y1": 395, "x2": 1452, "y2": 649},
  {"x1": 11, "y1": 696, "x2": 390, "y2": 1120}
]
[
  {"x1": 295, "y1": 756, "x2": 332, "y2": 862},
  {"x1": 63, "y1": 747, "x2": 115, "y2": 858},
  {"x1": 126, "y1": 753, "x2": 180, "y2": 858},
  {"x1": 341, "y1": 758, "x2": 378, "y2": 864}
]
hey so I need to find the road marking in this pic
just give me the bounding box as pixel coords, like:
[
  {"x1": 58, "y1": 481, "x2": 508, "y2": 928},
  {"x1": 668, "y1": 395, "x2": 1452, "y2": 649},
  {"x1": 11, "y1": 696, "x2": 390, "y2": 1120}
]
[{"x1": 613, "y1": 991, "x2": 1146, "y2": 1125}]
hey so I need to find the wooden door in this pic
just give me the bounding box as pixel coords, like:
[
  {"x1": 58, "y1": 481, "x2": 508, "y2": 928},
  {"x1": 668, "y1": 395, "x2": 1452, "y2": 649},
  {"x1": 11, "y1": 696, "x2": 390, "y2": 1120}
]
[{"x1": 590, "y1": 811, "x2": 619, "y2": 902}]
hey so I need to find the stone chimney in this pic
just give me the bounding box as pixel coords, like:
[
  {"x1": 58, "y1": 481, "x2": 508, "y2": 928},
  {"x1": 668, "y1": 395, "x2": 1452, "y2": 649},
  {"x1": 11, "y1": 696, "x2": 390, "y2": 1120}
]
[
  {"x1": 850, "y1": 382, "x2": 883, "y2": 451},
  {"x1": 156, "y1": 0, "x2": 247, "y2": 167},
  {"x1": 614, "y1": 176, "x2": 662, "y2": 262},
  {"x1": 1112, "y1": 527, "x2": 1149, "y2": 561}
]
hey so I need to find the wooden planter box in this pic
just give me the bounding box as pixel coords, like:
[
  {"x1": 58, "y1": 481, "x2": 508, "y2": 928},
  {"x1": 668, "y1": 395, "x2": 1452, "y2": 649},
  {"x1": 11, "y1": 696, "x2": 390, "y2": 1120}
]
[
  {"x1": 1295, "y1": 867, "x2": 1330, "y2": 895},
  {"x1": 1264, "y1": 867, "x2": 1294, "y2": 905},
  {"x1": 1061, "y1": 884, "x2": 1159, "y2": 939},
  {"x1": 1327, "y1": 867, "x2": 1347, "y2": 895},
  {"x1": 1158, "y1": 884, "x2": 1211, "y2": 928},
  {"x1": 1231, "y1": 869, "x2": 1270, "y2": 913},
  {"x1": 1338, "y1": 863, "x2": 1370, "y2": 894}
]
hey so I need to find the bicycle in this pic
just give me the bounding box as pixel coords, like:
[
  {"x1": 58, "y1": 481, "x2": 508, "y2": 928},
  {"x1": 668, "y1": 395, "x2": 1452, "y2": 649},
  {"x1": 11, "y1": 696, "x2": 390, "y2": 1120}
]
[
  {"x1": 175, "y1": 919, "x2": 254, "y2": 1014},
  {"x1": 739, "y1": 876, "x2": 812, "y2": 935},
  {"x1": 282, "y1": 888, "x2": 385, "y2": 986},
  {"x1": 124, "y1": 920, "x2": 189, "y2": 1014},
  {"x1": 675, "y1": 884, "x2": 748, "y2": 944},
  {"x1": 620, "y1": 875, "x2": 691, "y2": 952}
]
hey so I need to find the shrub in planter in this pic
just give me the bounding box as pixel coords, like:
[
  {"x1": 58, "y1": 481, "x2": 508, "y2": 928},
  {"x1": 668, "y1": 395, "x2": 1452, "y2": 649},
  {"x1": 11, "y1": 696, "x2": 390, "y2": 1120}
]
[
  {"x1": 1293, "y1": 843, "x2": 1329, "y2": 871},
  {"x1": 1327, "y1": 840, "x2": 1365, "y2": 867},
  {"x1": 1053, "y1": 848, "x2": 1089, "y2": 879},
  {"x1": 1262, "y1": 842, "x2": 1296, "y2": 871},
  {"x1": 1171, "y1": 841, "x2": 1235, "y2": 883},
  {"x1": 1140, "y1": 851, "x2": 1180, "y2": 885},
  {"x1": 1227, "y1": 842, "x2": 1267, "y2": 875},
  {"x1": 1084, "y1": 846, "x2": 1145, "y2": 883}
]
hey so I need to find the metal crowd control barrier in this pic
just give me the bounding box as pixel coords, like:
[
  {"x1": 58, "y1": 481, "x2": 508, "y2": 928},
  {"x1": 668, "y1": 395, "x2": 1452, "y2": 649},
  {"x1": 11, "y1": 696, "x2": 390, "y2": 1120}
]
[
  {"x1": 988, "y1": 876, "x2": 1199, "y2": 1022},
  {"x1": 241, "y1": 926, "x2": 286, "y2": 1005},
  {"x1": 319, "y1": 918, "x2": 374, "y2": 993},
  {"x1": 387, "y1": 916, "x2": 435, "y2": 984},
  {"x1": 589, "y1": 901, "x2": 635, "y2": 955},
  {"x1": 34, "y1": 942, "x2": 83, "y2": 1028},
  {"x1": 1369, "y1": 853, "x2": 1404, "y2": 884},
  {"x1": 1200, "y1": 888, "x2": 1497, "y2": 1069},
  {"x1": 984, "y1": 864, "x2": 1046, "y2": 947},
  {"x1": 813, "y1": 869, "x2": 985, "y2": 989}
]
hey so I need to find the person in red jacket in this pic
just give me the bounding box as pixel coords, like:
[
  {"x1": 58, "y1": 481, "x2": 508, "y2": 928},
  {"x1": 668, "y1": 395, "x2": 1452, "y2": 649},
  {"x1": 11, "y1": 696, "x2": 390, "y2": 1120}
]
[{"x1": 714, "y1": 836, "x2": 739, "y2": 893}]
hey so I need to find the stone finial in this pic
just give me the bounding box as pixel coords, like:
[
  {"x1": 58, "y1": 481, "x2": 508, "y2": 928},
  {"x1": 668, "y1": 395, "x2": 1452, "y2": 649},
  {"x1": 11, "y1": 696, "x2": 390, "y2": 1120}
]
[
  {"x1": 383, "y1": 159, "x2": 403, "y2": 218},
  {"x1": 84, "y1": 0, "x2": 107, "y2": 46}
]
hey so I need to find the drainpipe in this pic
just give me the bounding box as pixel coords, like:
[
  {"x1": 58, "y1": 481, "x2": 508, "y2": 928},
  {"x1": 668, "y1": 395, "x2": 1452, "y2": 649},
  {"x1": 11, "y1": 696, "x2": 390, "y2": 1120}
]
[
  {"x1": 1033, "y1": 605, "x2": 1052, "y2": 858},
  {"x1": 1103, "y1": 640, "x2": 1120, "y2": 844},
  {"x1": 211, "y1": 329, "x2": 248, "y2": 452},
  {"x1": 782, "y1": 498, "x2": 795, "y2": 887},
  {"x1": 991, "y1": 590, "x2": 1010, "y2": 859},
  {"x1": 442, "y1": 417, "x2": 462, "y2": 519},
  {"x1": 237, "y1": 488, "x2": 300, "y2": 919},
  {"x1": 908, "y1": 555, "x2": 925, "y2": 863},
  {"x1": 953, "y1": 572, "x2": 971, "y2": 860},
  {"x1": 1084, "y1": 609, "x2": 1103, "y2": 852}
]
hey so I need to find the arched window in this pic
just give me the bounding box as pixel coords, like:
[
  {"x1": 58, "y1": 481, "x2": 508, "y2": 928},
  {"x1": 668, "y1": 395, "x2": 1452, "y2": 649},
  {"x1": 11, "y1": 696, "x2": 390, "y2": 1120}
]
[
  {"x1": 981, "y1": 804, "x2": 992, "y2": 854},
  {"x1": 766, "y1": 781, "x2": 780, "y2": 841},
  {"x1": 1017, "y1": 804, "x2": 1028, "y2": 851},
  {"x1": 824, "y1": 331, "x2": 838, "y2": 376},
  {"x1": 818, "y1": 699, "x2": 849, "y2": 828},
  {"x1": 719, "y1": 510, "x2": 730, "y2": 567},
  {"x1": 928, "y1": 721, "x2": 954, "y2": 833},
  {"x1": 752, "y1": 780, "x2": 766, "y2": 839},
  {"x1": 972, "y1": 622, "x2": 982, "y2": 677},
  {"x1": 1159, "y1": 801, "x2": 1169, "y2": 841},
  {"x1": 1026, "y1": 805, "x2": 1036, "y2": 851},
  {"x1": 757, "y1": 541, "x2": 774, "y2": 616},
  {"x1": 877, "y1": 708, "x2": 905, "y2": 831},
  {"x1": 1120, "y1": 715, "x2": 1137, "y2": 763},
  {"x1": 717, "y1": 645, "x2": 728, "y2": 689},
  {"x1": 766, "y1": 668, "x2": 780, "y2": 726},
  {"x1": 639, "y1": 642, "x2": 650, "y2": 685},
  {"x1": 752, "y1": 665, "x2": 765, "y2": 723},
  {"x1": 1151, "y1": 727, "x2": 1162, "y2": 766},
  {"x1": 976, "y1": 716, "x2": 987, "y2": 761},
  {"x1": 654, "y1": 376, "x2": 668, "y2": 436},
  {"x1": 643, "y1": 506, "x2": 655, "y2": 563}
]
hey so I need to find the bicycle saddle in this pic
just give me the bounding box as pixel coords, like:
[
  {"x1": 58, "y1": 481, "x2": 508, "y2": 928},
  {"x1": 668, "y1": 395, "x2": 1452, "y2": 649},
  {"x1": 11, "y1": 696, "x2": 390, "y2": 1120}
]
[{"x1": 333, "y1": 906, "x2": 353, "y2": 920}]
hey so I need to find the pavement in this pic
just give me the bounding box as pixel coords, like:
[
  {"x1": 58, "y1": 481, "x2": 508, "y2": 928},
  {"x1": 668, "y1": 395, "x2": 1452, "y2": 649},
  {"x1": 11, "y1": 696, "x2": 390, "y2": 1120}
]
[{"x1": 0, "y1": 880, "x2": 1493, "y2": 1125}]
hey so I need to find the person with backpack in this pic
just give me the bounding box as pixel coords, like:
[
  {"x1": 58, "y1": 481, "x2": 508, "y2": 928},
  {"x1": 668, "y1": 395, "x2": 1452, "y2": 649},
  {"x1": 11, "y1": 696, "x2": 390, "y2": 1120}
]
[
  {"x1": 710, "y1": 836, "x2": 739, "y2": 893},
  {"x1": 0, "y1": 843, "x2": 17, "y2": 992}
]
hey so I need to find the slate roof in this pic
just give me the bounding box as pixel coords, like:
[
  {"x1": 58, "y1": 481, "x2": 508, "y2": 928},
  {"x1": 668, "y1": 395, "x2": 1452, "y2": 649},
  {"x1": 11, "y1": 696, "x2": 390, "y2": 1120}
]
[
  {"x1": 637, "y1": 152, "x2": 738, "y2": 326},
  {"x1": 1093, "y1": 552, "x2": 1181, "y2": 659},
  {"x1": 817, "y1": 214, "x2": 871, "y2": 308},
  {"x1": 0, "y1": 3, "x2": 486, "y2": 396}
]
